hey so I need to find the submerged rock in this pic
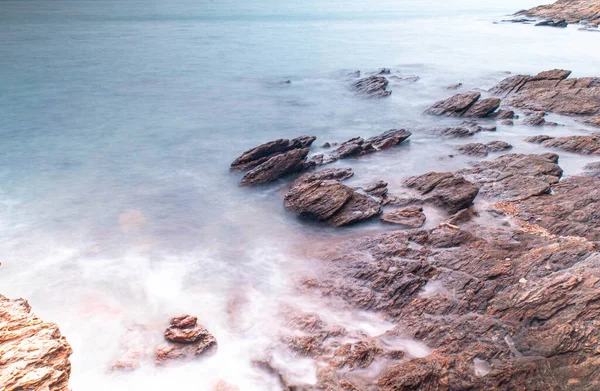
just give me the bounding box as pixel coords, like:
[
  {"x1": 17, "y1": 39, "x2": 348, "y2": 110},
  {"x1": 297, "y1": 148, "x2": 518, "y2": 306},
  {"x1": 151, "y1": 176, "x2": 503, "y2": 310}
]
[
  {"x1": 0, "y1": 295, "x2": 72, "y2": 391},
  {"x1": 432, "y1": 121, "x2": 497, "y2": 138},
  {"x1": 351, "y1": 76, "x2": 392, "y2": 97},
  {"x1": 535, "y1": 19, "x2": 568, "y2": 27},
  {"x1": 155, "y1": 315, "x2": 217, "y2": 365},
  {"x1": 526, "y1": 134, "x2": 600, "y2": 155}
]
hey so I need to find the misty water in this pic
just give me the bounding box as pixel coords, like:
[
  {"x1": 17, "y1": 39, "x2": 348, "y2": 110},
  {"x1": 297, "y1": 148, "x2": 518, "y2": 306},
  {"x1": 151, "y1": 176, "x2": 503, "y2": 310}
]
[{"x1": 1, "y1": 0, "x2": 600, "y2": 389}]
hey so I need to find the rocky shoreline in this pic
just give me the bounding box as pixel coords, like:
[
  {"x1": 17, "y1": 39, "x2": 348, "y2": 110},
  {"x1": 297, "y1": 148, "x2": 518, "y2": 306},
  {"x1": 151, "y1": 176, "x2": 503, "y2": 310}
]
[{"x1": 223, "y1": 68, "x2": 600, "y2": 390}]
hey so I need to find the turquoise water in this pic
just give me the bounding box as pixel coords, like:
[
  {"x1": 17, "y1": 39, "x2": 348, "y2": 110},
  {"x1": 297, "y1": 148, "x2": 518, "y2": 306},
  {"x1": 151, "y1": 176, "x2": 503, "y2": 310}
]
[{"x1": 1, "y1": 0, "x2": 600, "y2": 389}]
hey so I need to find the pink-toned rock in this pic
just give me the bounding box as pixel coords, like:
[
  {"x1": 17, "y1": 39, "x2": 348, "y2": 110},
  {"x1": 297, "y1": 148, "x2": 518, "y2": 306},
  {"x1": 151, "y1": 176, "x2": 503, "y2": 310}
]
[
  {"x1": 155, "y1": 314, "x2": 217, "y2": 365},
  {"x1": 0, "y1": 295, "x2": 72, "y2": 391}
]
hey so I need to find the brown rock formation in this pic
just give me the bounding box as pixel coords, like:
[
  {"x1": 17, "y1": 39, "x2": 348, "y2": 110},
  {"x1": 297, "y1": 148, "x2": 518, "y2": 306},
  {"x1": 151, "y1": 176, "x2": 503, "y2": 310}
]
[
  {"x1": 518, "y1": 0, "x2": 600, "y2": 24},
  {"x1": 526, "y1": 134, "x2": 600, "y2": 155},
  {"x1": 0, "y1": 295, "x2": 72, "y2": 391},
  {"x1": 404, "y1": 172, "x2": 479, "y2": 213},
  {"x1": 456, "y1": 141, "x2": 512, "y2": 157},
  {"x1": 351, "y1": 76, "x2": 392, "y2": 97},
  {"x1": 380, "y1": 206, "x2": 426, "y2": 227},
  {"x1": 155, "y1": 315, "x2": 217, "y2": 365}
]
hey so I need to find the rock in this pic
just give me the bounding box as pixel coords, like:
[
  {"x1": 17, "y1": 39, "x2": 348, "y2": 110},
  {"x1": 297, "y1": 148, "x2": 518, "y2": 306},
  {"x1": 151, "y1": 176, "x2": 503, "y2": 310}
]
[
  {"x1": 390, "y1": 75, "x2": 420, "y2": 83},
  {"x1": 405, "y1": 172, "x2": 479, "y2": 213},
  {"x1": 458, "y1": 153, "x2": 563, "y2": 201},
  {"x1": 490, "y1": 70, "x2": 600, "y2": 116},
  {"x1": 517, "y1": 0, "x2": 600, "y2": 24},
  {"x1": 501, "y1": 119, "x2": 514, "y2": 125},
  {"x1": 462, "y1": 97, "x2": 502, "y2": 118},
  {"x1": 351, "y1": 76, "x2": 392, "y2": 97},
  {"x1": 446, "y1": 83, "x2": 463, "y2": 90},
  {"x1": 377, "y1": 68, "x2": 391, "y2": 75},
  {"x1": 425, "y1": 91, "x2": 482, "y2": 116},
  {"x1": 231, "y1": 136, "x2": 316, "y2": 172},
  {"x1": 240, "y1": 147, "x2": 310, "y2": 185},
  {"x1": 321, "y1": 142, "x2": 331, "y2": 148},
  {"x1": 583, "y1": 161, "x2": 600, "y2": 177},
  {"x1": 319, "y1": 129, "x2": 411, "y2": 164},
  {"x1": 489, "y1": 109, "x2": 515, "y2": 119},
  {"x1": 433, "y1": 121, "x2": 497, "y2": 137},
  {"x1": 155, "y1": 315, "x2": 217, "y2": 365},
  {"x1": 578, "y1": 115, "x2": 600, "y2": 127},
  {"x1": 536, "y1": 19, "x2": 569, "y2": 27},
  {"x1": 380, "y1": 206, "x2": 426, "y2": 227},
  {"x1": 359, "y1": 180, "x2": 389, "y2": 199},
  {"x1": 328, "y1": 192, "x2": 382, "y2": 227},
  {"x1": 0, "y1": 295, "x2": 72, "y2": 391},
  {"x1": 523, "y1": 111, "x2": 559, "y2": 126},
  {"x1": 330, "y1": 339, "x2": 383, "y2": 370},
  {"x1": 526, "y1": 134, "x2": 600, "y2": 155},
  {"x1": 284, "y1": 168, "x2": 382, "y2": 226},
  {"x1": 456, "y1": 141, "x2": 512, "y2": 157}
]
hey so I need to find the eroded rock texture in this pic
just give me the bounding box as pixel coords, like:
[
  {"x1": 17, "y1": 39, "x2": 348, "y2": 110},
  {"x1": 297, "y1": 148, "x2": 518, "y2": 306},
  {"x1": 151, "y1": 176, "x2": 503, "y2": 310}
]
[
  {"x1": 526, "y1": 134, "x2": 600, "y2": 155},
  {"x1": 518, "y1": 0, "x2": 600, "y2": 24},
  {"x1": 155, "y1": 314, "x2": 217, "y2": 365},
  {"x1": 0, "y1": 295, "x2": 72, "y2": 391},
  {"x1": 490, "y1": 69, "x2": 600, "y2": 117}
]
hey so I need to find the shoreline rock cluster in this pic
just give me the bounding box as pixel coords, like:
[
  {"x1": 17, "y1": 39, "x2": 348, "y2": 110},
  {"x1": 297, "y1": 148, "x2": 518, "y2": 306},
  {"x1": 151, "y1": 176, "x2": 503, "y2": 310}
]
[{"x1": 516, "y1": 0, "x2": 600, "y2": 27}]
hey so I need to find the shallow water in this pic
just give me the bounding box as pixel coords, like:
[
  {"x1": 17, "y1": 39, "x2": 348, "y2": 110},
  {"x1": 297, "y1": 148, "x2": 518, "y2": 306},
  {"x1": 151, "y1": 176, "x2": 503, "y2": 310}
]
[{"x1": 1, "y1": 0, "x2": 600, "y2": 389}]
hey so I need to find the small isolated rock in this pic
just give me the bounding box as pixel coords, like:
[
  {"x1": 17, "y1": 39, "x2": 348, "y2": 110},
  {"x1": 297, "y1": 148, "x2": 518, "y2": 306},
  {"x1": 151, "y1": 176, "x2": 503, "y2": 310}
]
[
  {"x1": 446, "y1": 83, "x2": 463, "y2": 90},
  {"x1": 351, "y1": 76, "x2": 391, "y2": 97},
  {"x1": 155, "y1": 315, "x2": 217, "y2": 365},
  {"x1": 523, "y1": 111, "x2": 558, "y2": 126},
  {"x1": 380, "y1": 206, "x2": 426, "y2": 227}
]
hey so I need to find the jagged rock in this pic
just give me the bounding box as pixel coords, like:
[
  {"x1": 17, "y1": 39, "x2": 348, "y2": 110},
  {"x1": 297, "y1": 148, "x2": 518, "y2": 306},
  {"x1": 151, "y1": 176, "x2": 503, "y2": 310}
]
[
  {"x1": 526, "y1": 134, "x2": 600, "y2": 155},
  {"x1": 508, "y1": 176, "x2": 600, "y2": 241},
  {"x1": 359, "y1": 180, "x2": 388, "y2": 199},
  {"x1": 380, "y1": 206, "x2": 426, "y2": 227},
  {"x1": 330, "y1": 339, "x2": 383, "y2": 370},
  {"x1": 456, "y1": 141, "x2": 512, "y2": 157},
  {"x1": 462, "y1": 97, "x2": 501, "y2": 118},
  {"x1": 284, "y1": 168, "x2": 382, "y2": 227},
  {"x1": 517, "y1": 0, "x2": 600, "y2": 24},
  {"x1": 351, "y1": 76, "x2": 392, "y2": 97},
  {"x1": 155, "y1": 315, "x2": 217, "y2": 365},
  {"x1": 0, "y1": 295, "x2": 72, "y2": 391},
  {"x1": 490, "y1": 69, "x2": 600, "y2": 115},
  {"x1": 458, "y1": 153, "x2": 563, "y2": 201},
  {"x1": 240, "y1": 147, "x2": 309, "y2": 185},
  {"x1": 433, "y1": 121, "x2": 496, "y2": 137},
  {"x1": 489, "y1": 109, "x2": 515, "y2": 119},
  {"x1": 231, "y1": 136, "x2": 315, "y2": 172},
  {"x1": 377, "y1": 68, "x2": 391, "y2": 75},
  {"x1": 425, "y1": 91, "x2": 482, "y2": 116},
  {"x1": 536, "y1": 19, "x2": 569, "y2": 27},
  {"x1": 318, "y1": 129, "x2": 411, "y2": 164},
  {"x1": 405, "y1": 172, "x2": 479, "y2": 213}
]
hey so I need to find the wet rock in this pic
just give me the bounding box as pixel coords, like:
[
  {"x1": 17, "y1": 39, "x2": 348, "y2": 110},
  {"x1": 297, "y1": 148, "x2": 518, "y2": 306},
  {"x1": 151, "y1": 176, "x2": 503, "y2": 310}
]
[
  {"x1": 489, "y1": 108, "x2": 515, "y2": 119},
  {"x1": 523, "y1": 111, "x2": 559, "y2": 126},
  {"x1": 425, "y1": 91, "x2": 482, "y2": 116},
  {"x1": 155, "y1": 315, "x2": 217, "y2": 365},
  {"x1": 351, "y1": 76, "x2": 392, "y2": 97},
  {"x1": 0, "y1": 295, "x2": 72, "y2": 391},
  {"x1": 380, "y1": 206, "x2": 426, "y2": 227},
  {"x1": 462, "y1": 97, "x2": 502, "y2": 118},
  {"x1": 330, "y1": 339, "x2": 383, "y2": 370},
  {"x1": 583, "y1": 161, "x2": 600, "y2": 177},
  {"x1": 446, "y1": 82, "x2": 463, "y2": 90},
  {"x1": 578, "y1": 115, "x2": 600, "y2": 127},
  {"x1": 389, "y1": 75, "x2": 420, "y2": 83},
  {"x1": 284, "y1": 168, "x2": 382, "y2": 227},
  {"x1": 359, "y1": 180, "x2": 389, "y2": 199},
  {"x1": 536, "y1": 19, "x2": 569, "y2": 27},
  {"x1": 457, "y1": 141, "x2": 512, "y2": 157},
  {"x1": 517, "y1": 1, "x2": 600, "y2": 25},
  {"x1": 405, "y1": 172, "x2": 479, "y2": 213},
  {"x1": 526, "y1": 134, "x2": 600, "y2": 155},
  {"x1": 509, "y1": 176, "x2": 600, "y2": 241},
  {"x1": 377, "y1": 68, "x2": 391, "y2": 75},
  {"x1": 240, "y1": 147, "x2": 310, "y2": 185},
  {"x1": 459, "y1": 153, "x2": 563, "y2": 201},
  {"x1": 282, "y1": 334, "x2": 326, "y2": 357},
  {"x1": 319, "y1": 129, "x2": 411, "y2": 164},
  {"x1": 231, "y1": 136, "x2": 316, "y2": 172},
  {"x1": 501, "y1": 119, "x2": 514, "y2": 125},
  {"x1": 433, "y1": 121, "x2": 496, "y2": 137},
  {"x1": 490, "y1": 69, "x2": 600, "y2": 116}
]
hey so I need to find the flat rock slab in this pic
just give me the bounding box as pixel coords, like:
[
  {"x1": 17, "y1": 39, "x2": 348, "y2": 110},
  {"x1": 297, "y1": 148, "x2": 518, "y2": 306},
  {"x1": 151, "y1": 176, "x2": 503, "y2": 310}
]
[
  {"x1": 380, "y1": 206, "x2": 426, "y2": 227},
  {"x1": 458, "y1": 153, "x2": 563, "y2": 201},
  {"x1": 526, "y1": 135, "x2": 600, "y2": 155},
  {"x1": 490, "y1": 69, "x2": 600, "y2": 116}
]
